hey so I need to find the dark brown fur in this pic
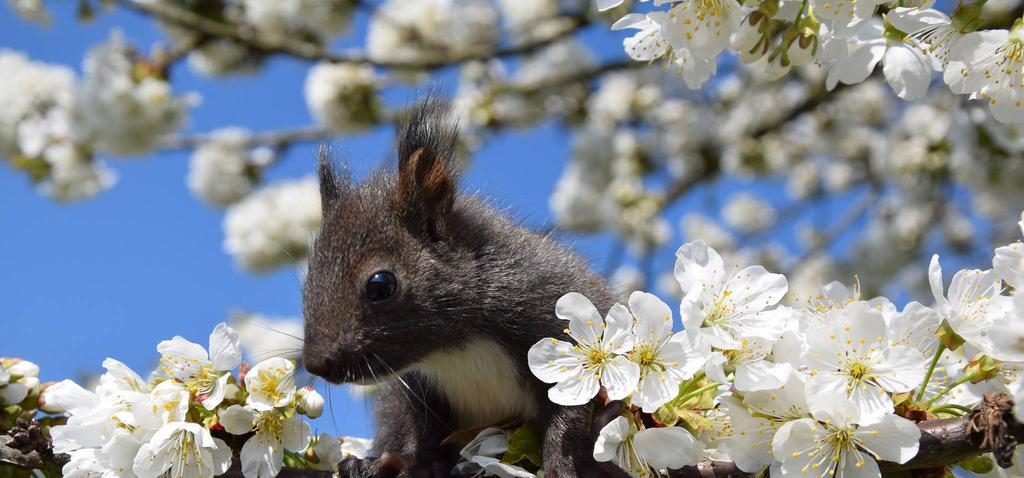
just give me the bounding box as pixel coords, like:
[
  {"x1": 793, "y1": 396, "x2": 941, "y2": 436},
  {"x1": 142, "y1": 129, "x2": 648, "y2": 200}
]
[{"x1": 302, "y1": 98, "x2": 629, "y2": 478}]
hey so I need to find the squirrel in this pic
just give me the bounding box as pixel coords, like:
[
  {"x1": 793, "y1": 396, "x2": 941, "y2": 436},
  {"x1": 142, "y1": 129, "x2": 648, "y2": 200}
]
[{"x1": 302, "y1": 97, "x2": 630, "y2": 478}]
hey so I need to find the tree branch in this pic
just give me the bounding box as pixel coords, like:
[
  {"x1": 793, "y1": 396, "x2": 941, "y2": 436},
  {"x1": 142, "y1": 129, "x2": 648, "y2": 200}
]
[
  {"x1": 116, "y1": 0, "x2": 590, "y2": 69},
  {"x1": 156, "y1": 60, "x2": 644, "y2": 152},
  {"x1": 159, "y1": 125, "x2": 332, "y2": 151}
]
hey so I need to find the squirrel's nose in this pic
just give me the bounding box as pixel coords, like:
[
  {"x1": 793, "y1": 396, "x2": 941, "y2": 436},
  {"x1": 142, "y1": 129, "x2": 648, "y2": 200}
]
[
  {"x1": 302, "y1": 350, "x2": 340, "y2": 382},
  {"x1": 302, "y1": 347, "x2": 366, "y2": 384}
]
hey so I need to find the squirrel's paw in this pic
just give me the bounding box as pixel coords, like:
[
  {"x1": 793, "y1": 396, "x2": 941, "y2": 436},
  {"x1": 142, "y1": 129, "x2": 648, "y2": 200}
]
[
  {"x1": 336, "y1": 454, "x2": 450, "y2": 478},
  {"x1": 336, "y1": 454, "x2": 401, "y2": 478}
]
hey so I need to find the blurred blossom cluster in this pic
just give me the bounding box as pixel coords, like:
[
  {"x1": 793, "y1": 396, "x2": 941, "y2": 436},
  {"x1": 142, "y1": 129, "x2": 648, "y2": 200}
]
[{"x1": 222, "y1": 177, "x2": 322, "y2": 272}]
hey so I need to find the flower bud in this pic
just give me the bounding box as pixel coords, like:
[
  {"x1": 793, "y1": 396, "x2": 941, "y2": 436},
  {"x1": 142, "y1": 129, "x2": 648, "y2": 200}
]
[
  {"x1": 7, "y1": 360, "x2": 39, "y2": 378},
  {"x1": 733, "y1": 11, "x2": 767, "y2": 52},
  {"x1": 238, "y1": 361, "x2": 250, "y2": 387},
  {"x1": 964, "y1": 355, "x2": 1001, "y2": 383},
  {"x1": 763, "y1": 52, "x2": 791, "y2": 80},
  {"x1": 298, "y1": 386, "x2": 325, "y2": 418},
  {"x1": 785, "y1": 27, "x2": 818, "y2": 67},
  {"x1": 223, "y1": 383, "x2": 242, "y2": 402},
  {"x1": 733, "y1": 11, "x2": 772, "y2": 63},
  {"x1": 19, "y1": 376, "x2": 40, "y2": 392}
]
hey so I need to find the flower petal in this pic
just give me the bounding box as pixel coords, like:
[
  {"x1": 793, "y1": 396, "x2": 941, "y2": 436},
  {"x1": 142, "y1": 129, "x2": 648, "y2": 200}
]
[
  {"x1": 281, "y1": 414, "x2": 312, "y2": 452},
  {"x1": 603, "y1": 303, "x2": 637, "y2": 354},
  {"x1": 771, "y1": 418, "x2": 824, "y2": 476},
  {"x1": 209, "y1": 322, "x2": 242, "y2": 372},
  {"x1": 630, "y1": 291, "x2": 675, "y2": 343},
  {"x1": 601, "y1": 355, "x2": 641, "y2": 401},
  {"x1": 219, "y1": 405, "x2": 256, "y2": 435},
  {"x1": 210, "y1": 438, "x2": 234, "y2": 476},
  {"x1": 722, "y1": 266, "x2": 789, "y2": 316},
  {"x1": 734, "y1": 360, "x2": 792, "y2": 392},
  {"x1": 41, "y1": 380, "x2": 96, "y2": 414},
  {"x1": 634, "y1": 426, "x2": 704, "y2": 469},
  {"x1": 548, "y1": 370, "x2": 600, "y2": 406},
  {"x1": 856, "y1": 414, "x2": 921, "y2": 464},
  {"x1": 674, "y1": 240, "x2": 726, "y2": 297},
  {"x1": 593, "y1": 416, "x2": 631, "y2": 462},
  {"x1": 241, "y1": 435, "x2": 281, "y2": 478},
  {"x1": 883, "y1": 44, "x2": 933, "y2": 100},
  {"x1": 528, "y1": 339, "x2": 582, "y2": 384},
  {"x1": 556, "y1": 292, "x2": 604, "y2": 346},
  {"x1": 872, "y1": 346, "x2": 927, "y2": 393},
  {"x1": 598, "y1": 0, "x2": 625, "y2": 11},
  {"x1": 201, "y1": 373, "x2": 230, "y2": 410}
]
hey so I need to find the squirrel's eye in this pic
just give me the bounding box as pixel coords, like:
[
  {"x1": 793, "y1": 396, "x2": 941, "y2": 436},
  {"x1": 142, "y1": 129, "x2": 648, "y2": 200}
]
[{"x1": 366, "y1": 271, "x2": 398, "y2": 302}]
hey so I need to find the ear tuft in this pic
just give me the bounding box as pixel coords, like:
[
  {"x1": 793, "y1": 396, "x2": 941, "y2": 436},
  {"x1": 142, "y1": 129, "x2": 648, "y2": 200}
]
[
  {"x1": 394, "y1": 97, "x2": 460, "y2": 239},
  {"x1": 317, "y1": 144, "x2": 349, "y2": 210}
]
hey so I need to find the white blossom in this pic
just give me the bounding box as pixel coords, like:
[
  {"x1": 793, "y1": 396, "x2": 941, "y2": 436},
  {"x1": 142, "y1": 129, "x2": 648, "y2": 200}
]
[
  {"x1": 240, "y1": 412, "x2": 311, "y2": 478},
  {"x1": 6, "y1": 0, "x2": 49, "y2": 25},
  {"x1": 888, "y1": 7, "x2": 961, "y2": 71},
  {"x1": 802, "y1": 301, "x2": 928, "y2": 424},
  {"x1": 705, "y1": 335, "x2": 793, "y2": 392},
  {"x1": 132, "y1": 422, "x2": 232, "y2": 478},
  {"x1": 946, "y1": 28, "x2": 1024, "y2": 123},
  {"x1": 223, "y1": 177, "x2": 322, "y2": 272},
  {"x1": 0, "y1": 49, "x2": 116, "y2": 201},
  {"x1": 340, "y1": 437, "x2": 373, "y2": 459},
  {"x1": 825, "y1": 19, "x2": 933, "y2": 100},
  {"x1": 723, "y1": 193, "x2": 777, "y2": 233},
  {"x1": 627, "y1": 291, "x2": 712, "y2": 412},
  {"x1": 772, "y1": 400, "x2": 919, "y2": 478},
  {"x1": 994, "y1": 241, "x2": 1024, "y2": 289},
  {"x1": 675, "y1": 240, "x2": 789, "y2": 349},
  {"x1": 652, "y1": 0, "x2": 742, "y2": 60},
  {"x1": 71, "y1": 31, "x2": 194, "y2": 156},
  {"x1": 528, "y1": 292, "x2": 641, "y2": 405},
  {"x1": 612, "y1": 13, "x2": 672, "y2": 62},
  {"x1": 156, "y1": 322, "x2": 242, "y2": 410},
  {"x1": 366, "y1": 0, "x2": 499, "y2": 65},
  {"x1": 681, "y1": 214, "x2": 736, "y2": 252},
  {"x1": 186, "y1": 128, "x2": 263, "y2": 207},
  {"x1": 241, "y1": 0, "x2": 353, "y2": 41},
  {"x1": 244, "y1": 357, "x2": 297, "y2": 411},
  {"x1": 930, "y1": 254, "x2": 1022, "y2": 360},
  {"x1": 296, "y1": 386, "x2": 324, "y2": 418},
  {"x1": 721, "y1": 372, "x2": 810, "y2": 473},
  {"x1": 304, "y1": 62, "x2": 379, "y2": 132},
  {"x1": 594, "y1": 416, "x2": 705, "y2": 476}
]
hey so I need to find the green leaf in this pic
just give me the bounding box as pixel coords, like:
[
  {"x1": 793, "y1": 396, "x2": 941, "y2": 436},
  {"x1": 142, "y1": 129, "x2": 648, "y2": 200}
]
[
  {"x1": 959, "y1": 455, "x2": 994, "y2": 474},
  {"x1": 502, "y1": 423, "x2": 543, "y2": 467}
]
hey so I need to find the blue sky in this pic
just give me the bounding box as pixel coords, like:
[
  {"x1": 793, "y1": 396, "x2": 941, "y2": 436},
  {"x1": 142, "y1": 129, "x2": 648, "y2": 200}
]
[{"x1": 0, "y1": 3, "x2": 635, "y2": 438}]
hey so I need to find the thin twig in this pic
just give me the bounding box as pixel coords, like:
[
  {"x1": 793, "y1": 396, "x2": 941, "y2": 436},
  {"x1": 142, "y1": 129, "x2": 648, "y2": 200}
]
[
  {"x1": 117, "y1": 0, "x2": 590, "y2": 69},
  {"x1": 159, "y1": 125, "x2": 332, "y2": 151},
  {"x1": 156, "y1": 60, "x2": 644, "y2": 152}
]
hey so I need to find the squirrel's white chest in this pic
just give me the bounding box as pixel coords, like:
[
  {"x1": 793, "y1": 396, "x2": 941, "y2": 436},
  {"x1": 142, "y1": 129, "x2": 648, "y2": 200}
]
[{"x1": 417, "y1": 338, "x2": 538, "y2": 429}]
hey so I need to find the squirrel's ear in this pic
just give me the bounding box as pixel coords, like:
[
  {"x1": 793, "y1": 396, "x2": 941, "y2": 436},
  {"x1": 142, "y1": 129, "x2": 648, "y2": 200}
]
[
  {"x1": 317, "y1": 145, "x2": 349, "y2": 210},
  {"x1": 394, "y1": 97, "x2": 459, "y2": 240}
]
